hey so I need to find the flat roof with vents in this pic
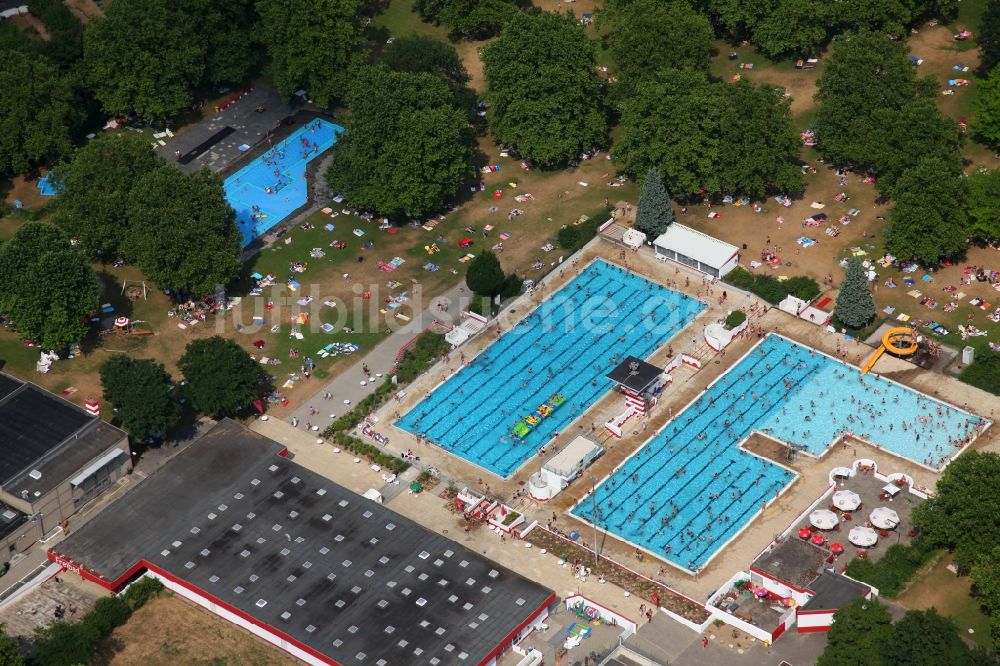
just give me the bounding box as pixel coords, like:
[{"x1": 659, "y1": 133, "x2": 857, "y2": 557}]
[
  {"x1": 0, "y1": 373, "x2": 127, "y2": 496},
  {"x1": 51, "y1": 419, "x2": 553, "y2": 666}
]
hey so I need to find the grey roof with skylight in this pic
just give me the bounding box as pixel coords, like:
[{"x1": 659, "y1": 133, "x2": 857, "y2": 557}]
[{"x1": 53, "y1": 419, "x2": 553, "y2": 666}]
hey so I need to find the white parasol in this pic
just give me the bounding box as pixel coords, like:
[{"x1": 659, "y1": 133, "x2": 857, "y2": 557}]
[
  {"x1": 832, "y1": 490, "x2": 862, "y2": 511},
  {"x1": 849, "y1": 526, "x2": 878, "y2": 548},
  {"x1": 869, "y1": 507, "x2": 900, "y2": 530},
  {"x1": 809, "y1": 509, "x2": 839, "y2": 530}
]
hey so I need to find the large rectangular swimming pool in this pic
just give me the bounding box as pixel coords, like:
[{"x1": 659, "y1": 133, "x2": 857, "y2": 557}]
[
  {"x1": 571, "y1": 334, "x2": 984, "y2": 573},
  {"x1": 396, "y1": 260, "x2": 705, "y2": 477}
]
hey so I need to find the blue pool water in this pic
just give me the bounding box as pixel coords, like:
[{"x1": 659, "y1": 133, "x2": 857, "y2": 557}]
[
  {"x1": 223, "y1": 119, "x2": 343, "y2": 247},
  {"x1": 397, "y1": 260, "x2": 705, "y2": 477},
  {"x1": 571, "y1": 334, "x2": 983, "y2": 572}
]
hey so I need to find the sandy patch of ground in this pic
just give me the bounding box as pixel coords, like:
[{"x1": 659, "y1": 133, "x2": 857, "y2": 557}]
[
  {"x1": 64, "y1": 0, "x2": 104, "y2": 24},
  {"x1": 9, "y1": 13, "x2": 50, "y2": 40},
  {"x1": 103, "y1": 593, "x2": 298, "y2": 666}
]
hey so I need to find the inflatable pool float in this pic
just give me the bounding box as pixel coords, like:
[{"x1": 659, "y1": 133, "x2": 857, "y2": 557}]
[
  {"x1": 549, "y1": 393, "x2": 566, "y2": 407},
  {"x1": 524, "y1": 414, "x2": 540, "y2": 427},
  {"x1": 537, "y1": 404, "x2": 553, "y2": 418},
  {"x1": 511, "y1": 422, "x2": 531, "y2": 438}
]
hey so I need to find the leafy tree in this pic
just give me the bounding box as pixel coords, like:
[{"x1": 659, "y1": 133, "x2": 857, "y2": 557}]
[
  {"x1": 84, "y1": 597, "x2": 131, "y2": 635},
  {"x1": 833, "y1": 256, "x2": 875, "y2": 328},
  {"x1": 466, "y1": 250, "x2": 506, "y2": 297},
  {"x1": 179, "y1": 336, "x2": 264, "y2": 418},
  {"x1": 382, "y1": 35, "x2": 470, "y2": 89},
  {"x1": 415, "y1": 0, "x2": 520, "y2": 39},
  {"x1": 749, "y1": 0, "x2": 832, "y2": 58},
  {"x1": 970, "y1": 551, "x2": 1000, "y2": 650},
  {"x1": 873, "y1": 97, "x2": 962, "y2": 195},
  {"x1": 882, "y1": 609, "x2": 975, "y2": 665},
  {"x1": 83, "y1": 0, "x2": 205, "y2": 118},
  {"x1": 256, "y1": 0, "x2": 363, "y2": 107},
  {"x1": 99, "y1": 355, "x2": 180, "y2": 441},
  {"x1": 706, "y1": 0, "x2": 950, "y2": 58},
  {"x1": 815, "y1": 31, "x2": 943, "y2": 182},
  {"x1": 913, "y1": 451, "x2": 1000, "y2": 570},
  {"x1": 616, "y1": 68, "x2": 722, "y2": 198},
  {"x1": 634, "y1": 167, "x2": 673, "y2": 237},
  {"x1": 0, "y1": 223, "x2": 97, "y2": 349},
  {"x1": 0, "y1": 626, "x2": 22, "y2": 666},
  {"x1": 190, "y1": 0, "x2": 261, "y2": 85},
  {"x1": 124, "y1": 166, "x2": 241, "y2": 294},
  {"x1": 970, "y1": 545, "x2": 1000, "y2": 617},
  {"x1": 52, "y1": 132, "x2": 160, "y2": 260},
  {"x1": 442, "y1": 0, "x2": 519, "y2": 39},
  {"x1": 717, "y1": 80, "x2": 804, "y2": 198},
  {"x1": 817, "y1": 598, "x2": 893, "y2": 666},
  {"x1": 326, "y1": 66, "x2": 471, "y2": 218},
  {"x1": 975, "y1": 66, "x2": 1000, "y2": 147},
  {"x1": 618, "y1": 70, "x2": 801, "y2": 200},
  {"x1": 28, "y1": 0, "x2": 84, "y2": 67},
  {"x1": 31, "y1": 620, "x2": 100, "y2": 666},
  {"x1": 382, "y1": 35, "x2": 475, "y2": 112},
  {"x1": 0, "y1": 21, "x2": 34, "y2": 57},
  {"x1": 966, "y1": 168, "x2": 1000, "y2": 241},
  {"x1": 610, "y1": 0, "x2": 713, "y2": 88},
  {"x1": 483, "y1": 12, "x2": 607, "y2": 164},
  {"x1": 0, "y1": 51, "x2": 80, "y2": 178},
  {"x1": 980, "y1": 0, "x2": 1000, "y2": 75},
  {"x1": 884, "y1": 159, "x2": 967, "y2": 265}
]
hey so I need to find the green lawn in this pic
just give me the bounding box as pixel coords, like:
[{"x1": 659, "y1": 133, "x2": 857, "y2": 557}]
[
  {"x1": 896, "y1": 551, "x2": 993, "y2": 650},
  {"x1": 371, "y1": 0, "x2": 449, "y2": 40}
]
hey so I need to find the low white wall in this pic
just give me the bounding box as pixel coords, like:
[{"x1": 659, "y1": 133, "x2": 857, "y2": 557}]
[
  {"x1": 796, "y1": 609, "x2": 834, "y2": 631},
  {"x1": 706, "y1": 605, "x2": 774, "y2": 643}
]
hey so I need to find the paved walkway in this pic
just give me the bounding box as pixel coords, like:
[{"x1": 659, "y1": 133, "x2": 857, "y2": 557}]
[{"x1": 287, "y1": 279, "x2": 470, "y2": 432}]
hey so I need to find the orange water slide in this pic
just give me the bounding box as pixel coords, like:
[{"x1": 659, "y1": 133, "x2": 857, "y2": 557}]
[{"x1": 860, "y1": 327, "x2": 918, "y2": 375}]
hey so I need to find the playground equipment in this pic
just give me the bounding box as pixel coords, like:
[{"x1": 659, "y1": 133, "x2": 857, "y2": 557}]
[{"x1": 860, "y1": 327, "x2": 919, "y2": 375}]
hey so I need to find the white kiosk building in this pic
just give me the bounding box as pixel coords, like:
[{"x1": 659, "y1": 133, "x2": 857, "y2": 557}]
[
  {"x1": 527, "y1": 436, "x2": 603, "y2": 501},
  {"x1": 653, "y1": 224, "x2": 740, "y2": 278}
]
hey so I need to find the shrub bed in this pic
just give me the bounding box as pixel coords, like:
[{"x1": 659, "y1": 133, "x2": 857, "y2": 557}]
[
  {"x1": 844, "y1": 539, "x2": 937, "y2": 598},
  {"x1": 328, "y1": 431, "x2": 410, "y2": 475},
  {"x1": 525, "y1": 528, "x2": 709, "y2": 624},
  {"x1": 724, "y1": 266, "x2": 819, "y2": 305},
  {"x1": 724, "y1": 310, "x2": 747, "y2": 330}
]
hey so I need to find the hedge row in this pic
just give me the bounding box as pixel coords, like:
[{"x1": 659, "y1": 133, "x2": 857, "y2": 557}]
[
  {"x1": 843, "y1": 539, "x2": 937, "y2": 598},
  {"x1": 31, "y1": 577, "x2": 164, "y2": 666},
  {"x1": 328, "y1": 431, "x2": 410, "y2": 475},
  {"x1": 724, "y1": 266, "x2": 820, "y2": 305}
]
